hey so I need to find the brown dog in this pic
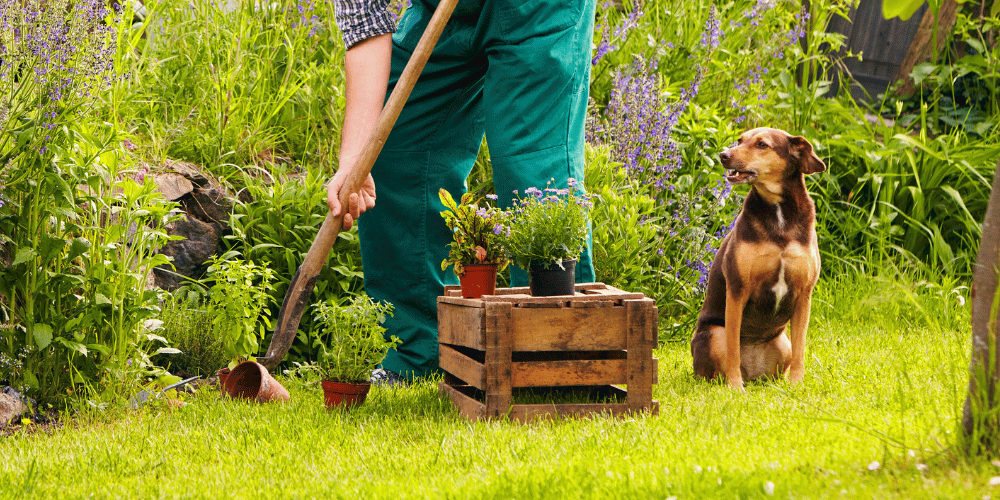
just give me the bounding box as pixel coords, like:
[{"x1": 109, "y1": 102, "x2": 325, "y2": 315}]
[{"x1": 691, "y1": 128, "x2": 826, "y2": 391}]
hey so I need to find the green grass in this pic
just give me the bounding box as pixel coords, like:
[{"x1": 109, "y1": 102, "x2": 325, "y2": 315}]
[{"x1": 2, "y1": 274, "x2": 999, "y2": 499}]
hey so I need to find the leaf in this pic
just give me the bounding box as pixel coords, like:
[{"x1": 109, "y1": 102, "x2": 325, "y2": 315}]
[
  {"x1": 882, "y1": 0, "x2": 925, "y2": 20},
  {"x1": 909, "y1": 63, "x2": 936, "y2": 86},
  {"x1": 13, "y1": 247, "x2": 36, "y2": 266},
  {"x1": 146, "y1": 333, "x2": 169, "y2": 344},
  {"x1": 155, "y1": 347, "x2": 182, "y2": 355},
  {"x1": 439, "y1": 188, "x2": 458, "y2": 211},
  {"x1": 33, "y1": 324, "x2": 53, "y2": 349},
  {"x1": 56, "y1": 337, "x2": 89, "y2": 356}
]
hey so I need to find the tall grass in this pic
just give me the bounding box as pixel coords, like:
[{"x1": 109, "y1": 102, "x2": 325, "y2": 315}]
[{"x1": 126, "y1": 0, "x2": 346, "y2": 173}]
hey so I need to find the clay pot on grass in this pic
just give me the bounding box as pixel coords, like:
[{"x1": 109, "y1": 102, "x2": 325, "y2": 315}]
[{"x1": 322, "y1": 380, "x2": 371, "y2": 409}]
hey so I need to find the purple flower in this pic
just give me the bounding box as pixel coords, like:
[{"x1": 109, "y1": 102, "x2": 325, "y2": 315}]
[{"x1": 486, "y1": 193, "x2": 498, "y2": 201}]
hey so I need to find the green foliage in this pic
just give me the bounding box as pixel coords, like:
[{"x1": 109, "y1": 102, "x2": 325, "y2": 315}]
[
  {"x1": 203, "y1": 256, "x2": 276, "y2": 366},
  {"x1": 127, "y1": 0, "x2": 347, "y2": 173},
  {"x1": 226, "y1": 165, "x2": 364, "y2": 363},
  {"x1": 504, "y1": 180, "x2": 593, "y2": 270},
  {"x1": 154, "y1": 291, "x2": 228, "y2": 377},
  {"x1": 438, "y1": 188, "x2": 510, "y2": 277},
  {"x1": 311, "y1": 296, "x2": 397, "y2": 384}
]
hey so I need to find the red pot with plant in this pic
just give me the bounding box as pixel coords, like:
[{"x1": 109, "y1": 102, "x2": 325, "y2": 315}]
[
  {"x1": 312, "y1": 296, "x2": 400, "y2": 409},
  {"x1": 438, "y1": 188, "x2": 509, "y2": 298}
]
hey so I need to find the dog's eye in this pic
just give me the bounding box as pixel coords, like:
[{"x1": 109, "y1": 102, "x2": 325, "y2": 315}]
[{"x1": 756, "y1": 141, "x2": 768, "y2": 149}]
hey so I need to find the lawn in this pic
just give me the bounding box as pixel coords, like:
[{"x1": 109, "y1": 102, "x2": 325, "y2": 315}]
[{"x1": 3, "y1": 273, "x2": 998, "y2": 499}]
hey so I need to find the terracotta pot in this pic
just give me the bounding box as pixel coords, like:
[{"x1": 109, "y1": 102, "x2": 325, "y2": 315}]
[
  {"x1": 459, "y1": 263, "x2": 499, "y2": 298},
  {"x1": 528, "y1": 259, "x2": 577, "y2": 296},
  {"x1": 322, "y1": 380, "x2": 372, "y2": 409},
  {"x1": 225, "y1": 361, "x2": 290, "y2": 402},
  {"x1": 216, "y1": 367, "x2": 231, "y2": 389}
]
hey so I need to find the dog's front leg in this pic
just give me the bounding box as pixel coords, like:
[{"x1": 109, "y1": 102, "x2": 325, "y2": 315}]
[
  {"x1": 724, "y1": 292, "x2": 748, "y2": 391},
  {"x1": 787, "y1": 290, "x2": 813, "y2": 383}
]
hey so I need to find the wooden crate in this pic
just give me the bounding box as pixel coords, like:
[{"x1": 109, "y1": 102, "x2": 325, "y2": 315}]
[{"x1": 437, "y1": 282, "x2": 659, "y2": 422}]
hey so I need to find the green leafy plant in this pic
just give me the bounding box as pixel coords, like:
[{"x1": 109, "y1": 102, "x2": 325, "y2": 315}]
[
  {"x1": 503, "y1": 179, "x2": 593, "y2": 270},
  {"x1": 226, "y1": 165, "x2": 364, "y2": 363},
  {"x1": 438, "y1": 188, "x2": 510, "y2": 277},
  {"x1": 310, "y1": 296, "x2": 397, "y2": 384},
  {"x1": 155, "y1": 290, "x2": 228, "y2": 377},
  {"x1": 204, "y1": 255, "x2": 276, "y2": 367}
]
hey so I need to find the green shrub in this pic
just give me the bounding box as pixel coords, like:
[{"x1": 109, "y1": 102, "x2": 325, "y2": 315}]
[
  {"x1": 155, "y1": 292, "x2": 227, "y2": 377},
  {"x1": 0, "y1": 0, "x2": 177, "y2": 407},
  {"x1": 204, "y1": 256, "x2": 276, "y2": 366},
  {"x1": 226, "y1": 165, "x2": 364, "y2": 364}
]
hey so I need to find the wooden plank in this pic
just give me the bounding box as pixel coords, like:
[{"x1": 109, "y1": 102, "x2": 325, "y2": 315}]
[
  {"x1": 512, "y1": 359, "x2": 626, "y2": 387},
  {"x1": 436, "y1": 301, "x2": 484, "y2": 350},
  {"x1": 625, "y1": 298, "x2": 655, "y2": 410},
  {"x1": 572, "y1": 300, "x2": 613, "y2": 308},
  {"x1": 483, "y1": 301, "x2": 513, "y2": 418},
  {"x1": 439, "y1": 344, "x2": 486, "y2": 390},
  {"x1": 439, "y1": 382, "x2": 485, "y2": 422},
  {"x1": 437, "y1": 295, "x2": 485, "y2": 307},
  {"x1": 511, "y1": 307, "x2": 627, "y2": 351},
  {"x1": 510, "y1": 358, "x2": 659, "y2": 387}
]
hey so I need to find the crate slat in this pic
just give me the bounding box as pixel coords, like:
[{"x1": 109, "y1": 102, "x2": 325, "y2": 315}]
[
  {"x1": 484, "y1": 301, "x2": 513, "y2": 418},
  {"x1": 511, "y1": 307, "x2": 627, "y2": 351},
  {"x1": 437, "y1": 302, "x2": 484, "y2": 350},
  {"x1": 625, "y1": 298, "x2": 655, "y2": 410},
  {"x1": 439, "y1": 382, "x2": 485, "y2": 421},
  {"x1": 439, "y1": 344, "x2": 486, "y2": 390}
]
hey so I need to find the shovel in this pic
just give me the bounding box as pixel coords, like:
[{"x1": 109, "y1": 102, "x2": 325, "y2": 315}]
[{"x1": 258, "y1": 0, "x2": 460, "y2": 371}]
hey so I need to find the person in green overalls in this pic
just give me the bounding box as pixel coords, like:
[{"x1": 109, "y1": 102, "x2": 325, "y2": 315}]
[{"x1": 326, "y1": 0, "x2": 597, "y2": 385}]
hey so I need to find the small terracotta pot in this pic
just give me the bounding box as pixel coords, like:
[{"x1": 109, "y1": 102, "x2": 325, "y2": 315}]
[
  {"x1": 459, "y1": 263, "x2": 499, "y2": 298},
  {"x1": 225, "y1": 361, "x2": 290, "y2": 402},
  {"x1": 528, "y1": 259, "x2": 577, "y2": 296},
  {"x1": 216, "y1": 367, "x2": 231, "y2": 389},
  {"x1": 322, "y1": 380, "x2": 371, "y2": 409}
]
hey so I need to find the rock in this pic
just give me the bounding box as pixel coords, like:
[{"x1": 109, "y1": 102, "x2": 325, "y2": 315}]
[
  {"x1": 150, "y1": 161, "x2": 237, "y2": 290},
  {"x1": 153, "y1": 216, "x2": 222, "y2": 290},
  {"x1": 0, "y1": 389, "x2": 28, "y2": 426},
  {"x1": 154, "y1": 173, "x2": 195, "y2": 201}
]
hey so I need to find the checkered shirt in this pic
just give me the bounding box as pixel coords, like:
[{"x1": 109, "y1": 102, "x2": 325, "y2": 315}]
[{"x1": 334, "y1": 0, "x2": 398, "y2": 49}]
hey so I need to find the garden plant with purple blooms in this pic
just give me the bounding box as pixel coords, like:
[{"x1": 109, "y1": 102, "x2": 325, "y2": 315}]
[
  {"x1": 503, "y1": 179, "x2": 593, "y2": 271},
  {"x1": 438, "y1": 188, "x2": 511, "y2": 278}
]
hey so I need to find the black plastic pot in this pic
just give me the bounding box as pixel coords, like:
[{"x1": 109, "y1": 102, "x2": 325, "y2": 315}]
[{"x1": 528, "y1": 259, "x2": 577, "y2": 296}]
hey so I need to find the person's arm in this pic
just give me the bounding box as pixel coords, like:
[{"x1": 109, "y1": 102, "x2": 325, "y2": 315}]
[
  {"x1": 326, "y1": 0, "x2": 396, "y2": 229},
  {"x1": 326, "y1": 34, "x2": 392, "y2": 229}
]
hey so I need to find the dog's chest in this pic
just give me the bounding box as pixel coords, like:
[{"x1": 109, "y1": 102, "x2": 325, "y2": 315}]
[{"x1": 734, "y1": 240, "x2": 817, "y2": 313}]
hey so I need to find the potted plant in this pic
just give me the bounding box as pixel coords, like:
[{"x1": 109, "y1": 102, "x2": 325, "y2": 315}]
[
  {"x1": 312, "y1": 296, "x2": 398, "y2": 409},
  {"x1": 504, "y1": 179, "x2": 593, "y2": 296},
  {"x1": 438, "y1": 188, "x2": 510, "y2": 298},
  {"x1": 203, "y1": 255, "x2": 276, "y2": 390}
]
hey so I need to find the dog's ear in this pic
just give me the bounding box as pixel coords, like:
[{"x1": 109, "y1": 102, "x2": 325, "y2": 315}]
[{"x1": 788, "y1": 135, "x2": 826, "y2": 175}]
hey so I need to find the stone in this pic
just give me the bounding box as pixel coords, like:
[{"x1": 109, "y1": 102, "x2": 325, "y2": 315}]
[
  {"x1": 154, "y1": 173, "x2": 195, "y2": 201},
  {"x1": 0, "y1": 390, "x2": 28, "y2": 426},
  {"x1": 153, "y1": 216, "x2": 222, "y2": 290}
]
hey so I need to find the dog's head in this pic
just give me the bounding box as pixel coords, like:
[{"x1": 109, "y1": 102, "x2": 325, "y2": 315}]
[{"x1": 720, "y1": 128, "x2": 826, "y2": 188}]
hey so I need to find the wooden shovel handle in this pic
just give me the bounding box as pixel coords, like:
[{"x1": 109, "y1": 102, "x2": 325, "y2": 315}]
[{"x1": 260, "y1": 0, "x2": 460, "y2": 371}]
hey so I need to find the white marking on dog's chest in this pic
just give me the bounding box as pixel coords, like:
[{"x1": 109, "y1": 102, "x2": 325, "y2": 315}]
[
  {"x1": 775, "y1": 205, "x2": 785, "y2": 229},
  {"x1": 772, "y1": 258, "x2": 789, "y2": 313}
]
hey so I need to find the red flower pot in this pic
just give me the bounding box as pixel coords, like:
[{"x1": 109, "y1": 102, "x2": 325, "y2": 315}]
[
  {"x1": 459, "y1": 263, "x2": 499, "y2": 298},
  {"x1": 322, "y1": 380, "x2": 372, "y2": 409}
]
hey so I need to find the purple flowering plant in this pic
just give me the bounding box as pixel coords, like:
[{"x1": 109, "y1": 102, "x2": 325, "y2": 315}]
[
  {"x1": 503, "y1": 179, "x2": 593, "y2": 271},
  {"x1": 439, "y1": 188, "x2": 511, "y2": 277}
]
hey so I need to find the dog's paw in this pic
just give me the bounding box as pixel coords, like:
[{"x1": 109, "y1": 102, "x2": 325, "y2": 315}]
[
  {"x1": 788, "y1": 368, "x2": 805, "y2": 384},
  {"x1": 727, "y1": 376, "x2": 746, "y2": 392}
]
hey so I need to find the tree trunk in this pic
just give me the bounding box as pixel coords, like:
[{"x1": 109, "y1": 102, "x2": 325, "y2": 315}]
[
  {"x1": 895, "y1": 0, "x2": 959, "y2": 96},
  {"x1": 962, "y1": 160, "x2": 1000, "y2": 451}
]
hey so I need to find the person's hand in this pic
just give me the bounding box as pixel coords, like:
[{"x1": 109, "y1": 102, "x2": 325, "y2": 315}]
[{"x1": 326, "y1": 164, "x2": 376, "y2": 230}]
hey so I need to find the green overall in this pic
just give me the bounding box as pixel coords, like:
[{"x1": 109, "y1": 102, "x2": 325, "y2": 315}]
[{"x1": 358, "y1": 0, "x2": 597, "y2": 379}]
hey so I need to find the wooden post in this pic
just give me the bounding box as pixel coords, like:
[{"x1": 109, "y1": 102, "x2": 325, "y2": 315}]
[
  {"x1": 625, "y1": 299, "x2": 654, "y2": 411},
  {"x1": 484, "y1": 301, "x2": 513, "y2": 418},
  {"x1": 895, "y1": 0, "x2": 958, "y2": 96},
  {"x1": 962, "y1": 160, "x2": 1000, "y2": 448}
]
